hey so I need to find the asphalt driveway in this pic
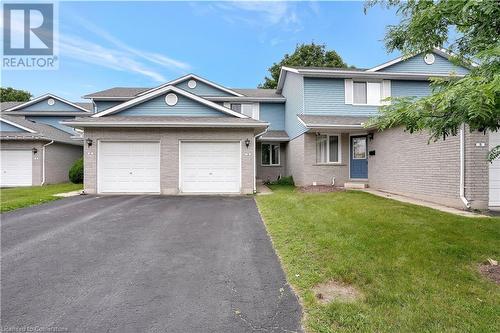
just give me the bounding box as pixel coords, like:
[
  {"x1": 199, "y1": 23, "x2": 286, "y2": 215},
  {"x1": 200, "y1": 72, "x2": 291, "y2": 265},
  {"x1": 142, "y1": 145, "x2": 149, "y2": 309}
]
[{"x1": 1, "y1": 195, "x2": 302, "y2": 333}]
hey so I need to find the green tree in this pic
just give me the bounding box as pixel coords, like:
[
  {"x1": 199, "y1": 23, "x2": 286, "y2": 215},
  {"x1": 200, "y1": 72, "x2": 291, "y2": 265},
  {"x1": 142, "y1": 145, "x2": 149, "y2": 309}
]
[
  {"x1": 365, "y1": 0, "x2": 500, "y2": 161},
  {"x1": 259, "y1": 43, "x2": 348, "y2": 89},
  {"x1": 0, "y1": 87, "x2": 32, "y2": 102}
]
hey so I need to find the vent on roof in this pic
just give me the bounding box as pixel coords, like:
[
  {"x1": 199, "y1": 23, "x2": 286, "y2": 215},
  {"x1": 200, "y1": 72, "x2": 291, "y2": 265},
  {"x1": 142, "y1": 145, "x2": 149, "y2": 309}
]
[
  {"x1": 165, "y1": 93, "x2": 178, "y2": 106},
  {"x1": 47, "y1": 98, "x2": 55, "y2": 106},
  {"x1": 188, "y1": 80, "x2": 197, "y2": 89},
  {"x1": 424, "y1": 53, "x2": 435, "y2": 65}
]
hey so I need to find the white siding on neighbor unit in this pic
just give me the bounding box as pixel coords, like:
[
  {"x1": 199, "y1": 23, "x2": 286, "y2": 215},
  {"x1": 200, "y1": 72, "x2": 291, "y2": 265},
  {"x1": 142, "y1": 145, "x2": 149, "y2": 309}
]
[
  {"x1": 0, "y1": 150, "x2": 32, "y2": 186},
  {"x1": 180, "y1": 141, "x2": 241, "y2": 193},
  {"x1": 490, "y1": 131, "x2": 500, "y2": 208},
  {"x1": 98, "y1": 141, "x2": 160, "y2": 193}
]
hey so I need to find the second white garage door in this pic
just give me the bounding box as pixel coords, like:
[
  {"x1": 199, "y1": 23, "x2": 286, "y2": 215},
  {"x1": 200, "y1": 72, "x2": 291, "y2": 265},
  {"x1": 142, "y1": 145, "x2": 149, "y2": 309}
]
[
  {"x1": 180, "y1": 141, "x2": 241, "y2": 193},
  {"x1": 98, "y1": 141, "x2": 160, "y2": 193}
]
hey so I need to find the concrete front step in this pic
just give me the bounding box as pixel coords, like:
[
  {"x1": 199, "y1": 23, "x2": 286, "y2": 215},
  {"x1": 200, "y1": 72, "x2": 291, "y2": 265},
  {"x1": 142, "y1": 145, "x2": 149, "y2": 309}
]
[{"x1": 344, "y1": 182, "x2": 369, "y2": 189}]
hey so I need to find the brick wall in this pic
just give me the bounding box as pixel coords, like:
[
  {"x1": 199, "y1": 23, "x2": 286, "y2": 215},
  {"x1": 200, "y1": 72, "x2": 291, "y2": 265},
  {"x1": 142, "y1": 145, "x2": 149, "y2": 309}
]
[
  {"x1": 256, "y1": 142, "x2": 287, "y2": 182},
  {"x1": 285, "y1": 134, "x2": 304, "y2": 185},
  {"x1": 84, "y1": 128, "x2": 255, "y2": 195},
  {"x1": 45, "y1": 143, "x2": 83, "y2": 184},
  {"x1": 368, "y1": 126, "x2": 489, "y2": 209}
]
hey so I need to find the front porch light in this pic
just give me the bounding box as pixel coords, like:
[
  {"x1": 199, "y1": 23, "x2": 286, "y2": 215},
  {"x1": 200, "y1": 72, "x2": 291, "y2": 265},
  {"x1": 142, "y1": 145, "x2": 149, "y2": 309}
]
[
  {"x1": 86, "y1": 138, "x2": 93, "y2": 147},
  {"x1": 32, "y1": 147, "x2": 38, "y2": 154},
  {"x1": 245, "y1": 138, "x2": 251, "y2": 148}
]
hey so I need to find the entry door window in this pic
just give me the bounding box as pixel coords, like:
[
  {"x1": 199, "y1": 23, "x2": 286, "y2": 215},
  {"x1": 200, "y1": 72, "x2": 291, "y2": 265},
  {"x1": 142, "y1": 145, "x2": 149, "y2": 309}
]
[{"x1": 352, "y1": 137, "x2": 367, "y2": 159}]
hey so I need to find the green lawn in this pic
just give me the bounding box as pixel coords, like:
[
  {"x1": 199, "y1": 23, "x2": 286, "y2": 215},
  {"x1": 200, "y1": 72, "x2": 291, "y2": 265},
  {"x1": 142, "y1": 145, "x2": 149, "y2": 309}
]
[
  {"x1": 256, "y1": 185, "x2": 500, "y2": 333},
  {"x1": 1, "y1": 183, "x2": 83, "y2": 213}
]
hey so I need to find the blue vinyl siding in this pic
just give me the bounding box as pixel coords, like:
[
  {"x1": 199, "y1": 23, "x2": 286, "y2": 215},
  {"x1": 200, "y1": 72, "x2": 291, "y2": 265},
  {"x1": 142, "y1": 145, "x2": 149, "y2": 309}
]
[
  {"x1": 260, "y1": 103, "x2": 285, "y2": 130},
  {"x1": 95, "y1": 101, "x2": 123, "y2": 113},
  {"x1": 0, "y1": 121, "x2": 26, "y2": 132},
  {"x1": 281, "y1": 72, "x2": 307, "y2": 139},
  {"x1": 26, "y1": 116, "x2": 76, "y2": 133},
  {"x1": 380, "y1": 53, "x2": 469, "y2": 75},
  {"x1": 391, "y1": 80, "x2": 431, "y2": 98},
  {"x1": 22, "y1": 98, "x2": 83, "y2": 112},
  {"x1": 175, "y1": 79, "x2": 235, "y2": 97},
  {"x1": 118, "y1": 93, "x2": 230, "y2": 117},
  {"x1": 304, "y1": 78, "x2": 380, "y2": 116}
]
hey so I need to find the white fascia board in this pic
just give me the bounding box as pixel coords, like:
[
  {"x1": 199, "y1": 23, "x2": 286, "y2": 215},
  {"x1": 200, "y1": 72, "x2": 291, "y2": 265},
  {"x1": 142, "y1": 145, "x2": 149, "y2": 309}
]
[
  {"x1": 0, "y1": 118, "x2": 37, "y2": 133},
  {"x1": 300, "y1": 71, "x2": 464, "y2": 80},
  {"x1": 205, "y1": 96, "x2": 286, "y2": 103},
  {"x1": 366, "y1": 55, "x2": 405, "y2": 72},
  {"x1": 256, "y1": 137, "x2": 289, "y2": 142},
  {"x1": 277, "y1": 67, "x2": 301, "y2": 93},
  {"x1": 4, "y1": 93, "x2": 91, "y2": 113},
  {"x1": 92, "y1": 85, "x2": 248, "y2": 118},
  {"x1": 61, "y1": 121, "x2": 269, "y2": 128},
  {"x1": 137, "y1": 74, "x2": 244, "y2": 97}
]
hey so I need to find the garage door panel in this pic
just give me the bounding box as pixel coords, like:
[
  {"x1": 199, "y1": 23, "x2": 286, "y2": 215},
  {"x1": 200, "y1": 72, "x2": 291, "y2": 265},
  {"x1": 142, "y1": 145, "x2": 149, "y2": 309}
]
[
  {"x1": 98, "y1": 141, "x2": 160, "y2": 193},
  {"x1": 0, "y1": 150, "x2": 32, "y2": 187},
  {"x1": 180, "y1": 142, "x2": 241, "y2": 193}
]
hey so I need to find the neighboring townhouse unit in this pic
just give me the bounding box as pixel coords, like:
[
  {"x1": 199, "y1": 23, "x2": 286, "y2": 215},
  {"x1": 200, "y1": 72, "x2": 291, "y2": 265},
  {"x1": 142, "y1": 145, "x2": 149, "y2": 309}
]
[
  {"x1": 58, "y1": 49, "x2": 497, "y2": 210},
  {"x1": 0, "y1": 95, "x2": 92, "y2": 186}
]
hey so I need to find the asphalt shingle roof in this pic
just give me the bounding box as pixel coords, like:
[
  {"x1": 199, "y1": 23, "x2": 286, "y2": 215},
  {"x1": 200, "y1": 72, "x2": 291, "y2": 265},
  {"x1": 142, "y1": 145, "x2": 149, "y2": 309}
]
[
  {"x1": 298, "y1": 114, "x2": 372, "y2": 126},
  {"x1": 0, "y1": 115, "x2": 81, "y2": 145},
  {"x1": 259, "y1": 130, "x2": 289, "y2": 140}
]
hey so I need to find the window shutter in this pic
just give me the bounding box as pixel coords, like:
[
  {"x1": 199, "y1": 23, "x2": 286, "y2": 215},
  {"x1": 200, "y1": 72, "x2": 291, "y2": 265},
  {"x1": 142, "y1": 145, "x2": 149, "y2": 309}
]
[
  {"x1": 344, "y1": 79, "x2": 353, "y2": 104},
  {"x1": 381, "y1": 80, "x2": 391, "y2": 105}
]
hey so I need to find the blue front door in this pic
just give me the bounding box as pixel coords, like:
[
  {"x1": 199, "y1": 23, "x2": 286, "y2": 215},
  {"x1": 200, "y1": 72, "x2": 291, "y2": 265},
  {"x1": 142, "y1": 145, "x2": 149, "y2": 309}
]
[{"x1": 350, "y1": 136, "x2": 368, "y2": 179}]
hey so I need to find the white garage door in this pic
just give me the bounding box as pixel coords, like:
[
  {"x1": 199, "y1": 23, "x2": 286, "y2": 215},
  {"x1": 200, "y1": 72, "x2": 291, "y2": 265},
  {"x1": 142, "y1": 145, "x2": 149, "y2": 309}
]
[
  {"x1": 490, "y1": 131, "x2": 500, "y2": 208},
  {"x1": 98, "y1": 141, "x2": 160, "y2": 193},
  {"x1": 0, "y1": 150, "x2": 32, "y2": 187},
  {"x1": 180, "y1": 141, "x2": 241, "y2": 193}
]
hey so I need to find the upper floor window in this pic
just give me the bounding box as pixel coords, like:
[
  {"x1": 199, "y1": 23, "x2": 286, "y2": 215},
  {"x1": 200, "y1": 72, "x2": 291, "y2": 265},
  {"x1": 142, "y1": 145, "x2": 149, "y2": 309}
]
[
  {"x1": 345, "y1": 79, "x2": 391, "y2": 106},
  {"x1": 229, "y1": 103, "x2": 259, "y2": 120}
]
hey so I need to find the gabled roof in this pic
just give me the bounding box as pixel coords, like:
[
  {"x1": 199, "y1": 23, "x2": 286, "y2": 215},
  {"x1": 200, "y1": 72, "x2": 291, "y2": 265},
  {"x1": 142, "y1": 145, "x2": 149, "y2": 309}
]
[
  {"x1": 366, "y1": 47, "x2": 476, "y2": 72},
  {"x1": 2, "y1": 93, "x2": 92, "y2": 113},
  {"x1": 257, "y1": 130, "x2": 289, "y2": 142},
  {"x1": 0, "y1": 115, "x2": 82, "y2": 145},
  {"x1": 83, "y1": 87, "x2": 150, "y2": 99},
  {"x1": 92, "y1": 85, "x2": 248, "y2": 118},
  {"x1": 137, "y1": 74, "x2": 244, "y2": 98}
]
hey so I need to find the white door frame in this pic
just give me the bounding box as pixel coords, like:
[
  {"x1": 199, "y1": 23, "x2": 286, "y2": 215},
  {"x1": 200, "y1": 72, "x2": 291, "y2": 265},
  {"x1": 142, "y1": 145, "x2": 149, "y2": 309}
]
[
  {"x1": 178, "y1": 140, "x2": 242, "y2": 193},
  {"x1": 97, "y1": 140, "x2": 161, "y2": 194}
]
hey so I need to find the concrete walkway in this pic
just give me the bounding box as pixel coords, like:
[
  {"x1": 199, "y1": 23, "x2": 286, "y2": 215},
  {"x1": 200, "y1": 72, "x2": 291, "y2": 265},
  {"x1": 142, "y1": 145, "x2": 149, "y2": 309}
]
[
  {"x1": 256, "y1": 183, "x2": 273, "y2": 195},
  {"x1": 360, "y1": 188, "x2": 489, "y2": 218}
]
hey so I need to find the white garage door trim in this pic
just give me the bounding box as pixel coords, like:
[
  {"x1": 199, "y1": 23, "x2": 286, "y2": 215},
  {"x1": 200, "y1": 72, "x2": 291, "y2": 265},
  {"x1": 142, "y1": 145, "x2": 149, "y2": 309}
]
[
  {"x1": 179, "y1": 140, "x2": 241, "y2": 193},
  {"x1": 97, "y1": 140, "x2": 161, "y2": 194},
  {"x1": 0, "y1": 149, "x2": 33, "y2": 187},
  {"x1": 489, "y1": 131, "x2": 500, "y2": 208}
]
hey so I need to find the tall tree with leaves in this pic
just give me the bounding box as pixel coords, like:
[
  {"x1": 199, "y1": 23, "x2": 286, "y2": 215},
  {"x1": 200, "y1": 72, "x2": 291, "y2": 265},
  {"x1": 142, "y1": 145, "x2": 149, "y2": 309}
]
[
  {"x1": 259, "y1": 43, "x2": 348, "y2": 89},
  {"x1": 0, "y1": 87, "x2": 32, "y2": 102},
  {"x1": 365, "y1": 0, "x2": 500, "y2": 161}
]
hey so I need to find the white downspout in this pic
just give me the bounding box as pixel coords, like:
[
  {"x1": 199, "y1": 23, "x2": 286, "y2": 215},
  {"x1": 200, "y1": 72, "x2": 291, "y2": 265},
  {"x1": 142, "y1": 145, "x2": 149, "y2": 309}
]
[
  {"x1": 41, "y1": 140, "x2": 54, "y2": 185},
  {"x1": 460, "y1": 125, "x2": 471, "y2": 209},
  {"x1": 254, "y1": 128, "x2": 268, "y2": 193}
]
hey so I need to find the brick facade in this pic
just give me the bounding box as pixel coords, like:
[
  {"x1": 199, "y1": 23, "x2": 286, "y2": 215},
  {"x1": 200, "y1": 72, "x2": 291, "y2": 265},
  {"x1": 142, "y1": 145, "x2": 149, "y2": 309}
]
[{"x1": 83, "y1": 128, "x2": 255, "y2": 195}]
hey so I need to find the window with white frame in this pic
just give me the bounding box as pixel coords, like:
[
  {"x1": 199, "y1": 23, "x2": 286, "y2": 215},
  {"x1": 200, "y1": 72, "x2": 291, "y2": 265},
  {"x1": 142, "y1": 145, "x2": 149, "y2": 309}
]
[
  {"x1": 316, "y1": 134, "x2": 340, "y2": 164},
  {"x1": 354, "y1": 81, "x2": 382, "y2": 105},
  {"x1": 346, "y1": 79, "x2": 390, "y2": 106},
  {"x1": 261, "y1": 143, "x2": 280, "y2": 166},
  {"x1": 230, "y1": 103, "x2": 259, "y2": 120}
]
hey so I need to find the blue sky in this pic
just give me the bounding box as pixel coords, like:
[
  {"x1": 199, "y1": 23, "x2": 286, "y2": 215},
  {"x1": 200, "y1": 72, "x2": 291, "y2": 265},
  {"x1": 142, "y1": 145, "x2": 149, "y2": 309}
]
[{"x1": 2, "y1": 1, "x2": 400, "y2": 102}]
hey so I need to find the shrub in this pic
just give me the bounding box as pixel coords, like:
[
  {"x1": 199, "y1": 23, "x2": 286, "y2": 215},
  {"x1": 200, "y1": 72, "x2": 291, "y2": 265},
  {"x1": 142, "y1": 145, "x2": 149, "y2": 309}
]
[
  {"x1": 265, "y1": 176, "x2": 294, "y2": 186},
  {"x1": 69, "y1": 157, "x2": 83, "y2": 184}
]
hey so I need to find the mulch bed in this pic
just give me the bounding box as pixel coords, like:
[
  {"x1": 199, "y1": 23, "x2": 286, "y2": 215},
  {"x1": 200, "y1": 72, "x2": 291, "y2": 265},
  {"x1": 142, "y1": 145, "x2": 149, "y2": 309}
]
[
  {"x1": 298, "y1": 185, "x2": 345, "y2": 193},
  {"x1": 478, "y1": 264, "x2": 500, "y2": 284}
]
